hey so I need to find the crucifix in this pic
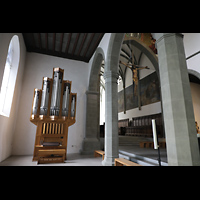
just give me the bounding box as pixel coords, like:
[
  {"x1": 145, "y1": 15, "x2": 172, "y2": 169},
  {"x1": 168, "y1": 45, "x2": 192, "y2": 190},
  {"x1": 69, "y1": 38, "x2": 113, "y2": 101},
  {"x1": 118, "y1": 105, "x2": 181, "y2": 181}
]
[{"x1": 119, "y1": 60, "x2": 150, "y2": 110}]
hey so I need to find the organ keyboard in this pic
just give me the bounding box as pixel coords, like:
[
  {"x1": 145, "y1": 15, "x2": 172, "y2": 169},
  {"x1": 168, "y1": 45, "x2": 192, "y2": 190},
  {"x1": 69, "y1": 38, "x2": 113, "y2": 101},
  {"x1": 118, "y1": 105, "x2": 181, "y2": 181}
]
[{"x1": 30, "y1": 67, "x2": 77, "y2": 164}]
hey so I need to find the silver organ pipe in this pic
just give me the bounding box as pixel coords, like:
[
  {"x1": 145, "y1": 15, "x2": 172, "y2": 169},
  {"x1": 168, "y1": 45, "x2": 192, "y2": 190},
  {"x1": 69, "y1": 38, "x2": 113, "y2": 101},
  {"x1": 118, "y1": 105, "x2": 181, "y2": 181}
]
[
  {"x1": 71, "y1": 95, "x2": 76, "y2": 117},
  {"x1": 32, "y1": 89, "x2": 40, "y2": 115},
  {"x1": 40, "y1": 77, "x2": 51, "y2": 115},
  {"x1": 30, "y1": 67, "x2": 76, "y2": 122},
  {"x1": 50, "y1": 68, "x2": 63, "y2": 116},
  {"x1": 62, "y1": 82, "x2": 70, "y2": 116}
]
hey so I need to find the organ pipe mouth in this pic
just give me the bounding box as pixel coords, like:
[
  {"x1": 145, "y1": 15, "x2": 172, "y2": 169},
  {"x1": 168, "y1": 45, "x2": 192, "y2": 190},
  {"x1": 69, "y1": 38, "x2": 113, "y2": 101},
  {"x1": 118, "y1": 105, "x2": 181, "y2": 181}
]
[
  {"x1": 31, "y1": 114, "x2": 37, "y2": 119},
  {"x1": 43, "y1": 77, "x2": 48, "y2": 81},
  {"x1": 50, "y1": 115, "x2": 59, "y2": 120},
  {"x1": 39, "y1": 115, "x2": 47, "y2": 120},
  {"x1": 54, "y1": 67, "x2": 63, "y2": 72}
]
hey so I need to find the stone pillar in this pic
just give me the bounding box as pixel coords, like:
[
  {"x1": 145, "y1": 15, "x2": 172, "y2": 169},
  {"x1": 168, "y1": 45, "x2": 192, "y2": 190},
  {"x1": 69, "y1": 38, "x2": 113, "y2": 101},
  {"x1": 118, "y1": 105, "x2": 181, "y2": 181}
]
[
  {"x1": 102, "y1": 70, "x2": 119, "y2": 166},
  {"x1": 154, "y1": 33, "x2": 200, "y2": 165},
  {"x1": 80, "y1": 90, "x2": 100, "y2": 155}
]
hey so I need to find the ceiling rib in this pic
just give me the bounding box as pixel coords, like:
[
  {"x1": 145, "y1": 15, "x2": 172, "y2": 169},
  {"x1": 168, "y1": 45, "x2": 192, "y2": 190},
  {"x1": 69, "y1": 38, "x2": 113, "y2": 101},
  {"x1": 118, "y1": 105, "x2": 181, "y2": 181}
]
[
  {"x1": 59, "y1": 33, "x2": 64, "y2": 52},
  {"x1": 38, "y1": 33, "x2": 42, "y2": 49},
  {"x1": 65, "y1": 33, "x2": 72, "y2": 54},
  {"x1": 45, "y1": 33, "x2": 48, "y2": 50},
  {"x1": 72, "y1": 33, "x2": 80, "y2": 56},
  {"x1": 53, "y1": 33, "x2": 56, "y2": 51},
  {"x1": 77, "y1": 33, "x2": 87, "y2": 56},
  {"x1": 88, "y1": 33, "x2": 104, "y2": 59},
  {"x1": 83, "y1": 33, "x2": 95, "y2": 57}
]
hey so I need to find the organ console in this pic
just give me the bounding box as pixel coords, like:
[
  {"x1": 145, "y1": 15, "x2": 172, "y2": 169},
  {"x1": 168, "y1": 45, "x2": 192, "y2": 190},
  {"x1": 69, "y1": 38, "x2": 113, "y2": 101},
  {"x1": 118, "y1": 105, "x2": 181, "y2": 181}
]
[{"x1": 30, "y1": 67, "x2": 77, "y2": 164}]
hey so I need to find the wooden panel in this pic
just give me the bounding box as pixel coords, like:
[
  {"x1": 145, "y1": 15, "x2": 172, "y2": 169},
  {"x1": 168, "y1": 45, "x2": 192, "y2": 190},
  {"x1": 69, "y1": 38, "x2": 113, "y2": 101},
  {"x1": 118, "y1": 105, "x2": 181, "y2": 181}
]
[
  {"x1": 118, "y1": 113, "x2": 164, "y2": 137},
  {"x1": 23, "y1": 33, "x2": 105, "y2": 63}
]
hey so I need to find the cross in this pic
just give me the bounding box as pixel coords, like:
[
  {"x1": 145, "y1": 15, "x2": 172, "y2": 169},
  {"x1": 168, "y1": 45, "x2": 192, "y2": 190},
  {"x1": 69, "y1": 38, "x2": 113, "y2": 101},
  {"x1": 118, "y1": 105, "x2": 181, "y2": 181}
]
[{"x1": 119, "y1": 60, "x2": 150, "y2": 96}]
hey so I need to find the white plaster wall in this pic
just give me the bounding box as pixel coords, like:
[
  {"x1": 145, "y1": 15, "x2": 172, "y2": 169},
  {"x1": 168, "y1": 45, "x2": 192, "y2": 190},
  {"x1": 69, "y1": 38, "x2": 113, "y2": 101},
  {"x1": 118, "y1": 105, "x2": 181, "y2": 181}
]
[
  {"x1": 118, "y1": 102, "x2": 161, "y2": 120},
  {"x1": 12, "y1": 52, "x2": 89, "y2": 155},
  {"x1": 183, "y1": 33, "x2": 200, "y2": 127},
  {"x1": 0, "y1": 33, "x2": 26, "y2": 162},
  {"x1": 183, "y1": 33, "x2": 200, "y2": 73}
]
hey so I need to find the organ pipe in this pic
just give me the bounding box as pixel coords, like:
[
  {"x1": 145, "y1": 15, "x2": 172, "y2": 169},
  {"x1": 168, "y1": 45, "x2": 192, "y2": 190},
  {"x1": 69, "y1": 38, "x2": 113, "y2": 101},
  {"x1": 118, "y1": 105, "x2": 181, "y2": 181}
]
[
  {"x1": 62, "y1": 82, "x2": 71, "y2": 117},
  {"x1": 71, "y1": 95, "x2": 76, "y2": 117},
  {"x1": 30, "y1": 67, "x2": 76, "y2": 120},
  {"x1": 40, "y1": 77, "x2": 51, "y2": 115},
  {"x1": 32, "y1": 89, "x2": 41, "y2": 115},
  {"x1": 50, "y1": 68, "x2": 63, "y2": 116}
]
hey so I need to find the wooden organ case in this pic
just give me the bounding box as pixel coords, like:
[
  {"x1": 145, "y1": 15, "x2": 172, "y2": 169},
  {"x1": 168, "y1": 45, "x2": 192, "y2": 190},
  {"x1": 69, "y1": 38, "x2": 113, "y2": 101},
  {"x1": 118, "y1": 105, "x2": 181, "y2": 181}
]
[{"x1": 30, "y1": 67, "x2": 77, "y2": 164}]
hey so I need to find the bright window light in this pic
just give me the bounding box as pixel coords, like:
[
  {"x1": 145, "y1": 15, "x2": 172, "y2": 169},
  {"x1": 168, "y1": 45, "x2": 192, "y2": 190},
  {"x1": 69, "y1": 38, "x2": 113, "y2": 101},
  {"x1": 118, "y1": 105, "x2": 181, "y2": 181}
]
[{"x1": 0, "y1": 35, "x2": 20, "y2": 117}]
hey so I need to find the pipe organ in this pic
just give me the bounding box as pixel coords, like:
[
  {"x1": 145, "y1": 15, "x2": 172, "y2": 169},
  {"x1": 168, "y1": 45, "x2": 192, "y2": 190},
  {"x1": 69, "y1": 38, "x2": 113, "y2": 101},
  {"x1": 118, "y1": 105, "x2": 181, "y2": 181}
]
[{"x1": 30, "y1": 67, "x2": 77, "y2": 164}]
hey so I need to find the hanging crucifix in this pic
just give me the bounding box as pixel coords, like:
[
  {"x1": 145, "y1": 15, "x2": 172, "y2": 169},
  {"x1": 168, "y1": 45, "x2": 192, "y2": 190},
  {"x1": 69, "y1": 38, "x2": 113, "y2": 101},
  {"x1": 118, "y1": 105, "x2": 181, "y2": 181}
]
[
  {"x1": 120, "y1": 61, "x2": 150, "y2": 96},
  {"x1": 119, "y1": 41, "x2": 151, "y2": 110},
  {"x1": 119, "y1": 60, "x2": 150, "y2": 110}
]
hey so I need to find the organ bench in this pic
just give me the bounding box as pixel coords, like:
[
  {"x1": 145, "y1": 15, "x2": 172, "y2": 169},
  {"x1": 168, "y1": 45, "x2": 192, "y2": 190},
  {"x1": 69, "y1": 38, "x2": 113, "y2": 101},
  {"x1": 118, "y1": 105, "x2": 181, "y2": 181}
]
[{"x1": 37, "y1": 149, "x2": 66, "y2": 164}]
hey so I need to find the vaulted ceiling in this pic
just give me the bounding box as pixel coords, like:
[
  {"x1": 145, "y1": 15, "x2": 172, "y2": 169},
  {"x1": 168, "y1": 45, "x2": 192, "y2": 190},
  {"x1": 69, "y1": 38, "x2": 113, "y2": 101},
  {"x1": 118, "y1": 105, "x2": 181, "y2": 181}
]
[{"x1": 22, "y1": 33, "x2": 105, "y2": 63}]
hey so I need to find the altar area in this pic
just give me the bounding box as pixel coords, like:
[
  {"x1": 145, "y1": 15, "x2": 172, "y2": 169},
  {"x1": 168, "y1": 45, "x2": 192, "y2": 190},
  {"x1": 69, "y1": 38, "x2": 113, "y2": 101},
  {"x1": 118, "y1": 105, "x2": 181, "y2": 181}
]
[{"x1": 118, "y1": 136, "x2": 168, "y2": 166}]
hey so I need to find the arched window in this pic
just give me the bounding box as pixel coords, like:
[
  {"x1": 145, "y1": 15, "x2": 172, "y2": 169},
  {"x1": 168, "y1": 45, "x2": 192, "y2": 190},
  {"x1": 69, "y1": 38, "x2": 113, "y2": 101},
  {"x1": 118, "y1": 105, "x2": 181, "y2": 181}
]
[{"x1": 0, "y1": 35, "x2": 20, "y2": 117}]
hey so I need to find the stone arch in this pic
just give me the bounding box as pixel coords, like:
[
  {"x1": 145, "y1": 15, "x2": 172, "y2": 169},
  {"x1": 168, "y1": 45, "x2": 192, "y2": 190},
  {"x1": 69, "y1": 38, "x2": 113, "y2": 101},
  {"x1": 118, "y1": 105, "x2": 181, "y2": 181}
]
[
  {"x1": 105, "y1": 33, "x2": 125, "y2": 73},
  {"x1": 188, "y1": 69, "x2": 200, "y2": 130},
  {"x1": 88, "y1": 47, "x2": 105, "y2": 91},
  {"x1": 80, "y1": 47, "x2": 105, "y2": 155},
  {"x1": 188, "y1": 69, "x2": 200, "y2": 81},
  {"x1": 123, "y1": 37, "x2": 160, "y2": 82}
]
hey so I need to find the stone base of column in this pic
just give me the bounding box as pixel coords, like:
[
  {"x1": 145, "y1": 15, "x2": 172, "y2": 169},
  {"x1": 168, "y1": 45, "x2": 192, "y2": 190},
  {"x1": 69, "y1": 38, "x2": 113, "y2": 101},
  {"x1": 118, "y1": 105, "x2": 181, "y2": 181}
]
[
  {"x1": 80, "y1": 137, "x2": 100, "y2": 155},
  {"x1": 102, "y1": 156, "x2": 115, "y2": 166}
]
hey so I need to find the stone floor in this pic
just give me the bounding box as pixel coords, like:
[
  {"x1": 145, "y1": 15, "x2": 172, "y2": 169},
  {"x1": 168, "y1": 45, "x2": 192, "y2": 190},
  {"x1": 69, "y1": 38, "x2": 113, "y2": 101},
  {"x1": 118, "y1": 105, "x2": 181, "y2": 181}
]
[
  {"x1": 0, "y1": 153, "x2": 103, "y2": 166},
  {"x1": 119, "y1": 145, "x2": 168, "y2": 163},
  {"x1": 0, "y1": 147, "x2": 167, "y2": 166},
  {"x1": 0, "y1": 136, "x2": 168, "y2": 166}
]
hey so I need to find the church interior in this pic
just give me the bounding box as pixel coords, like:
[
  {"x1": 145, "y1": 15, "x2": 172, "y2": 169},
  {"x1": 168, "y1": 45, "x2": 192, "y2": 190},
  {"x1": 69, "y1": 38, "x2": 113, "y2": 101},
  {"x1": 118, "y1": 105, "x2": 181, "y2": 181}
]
[{"x1": 0, "y1": 33, "x2": 200, "y2": 166}]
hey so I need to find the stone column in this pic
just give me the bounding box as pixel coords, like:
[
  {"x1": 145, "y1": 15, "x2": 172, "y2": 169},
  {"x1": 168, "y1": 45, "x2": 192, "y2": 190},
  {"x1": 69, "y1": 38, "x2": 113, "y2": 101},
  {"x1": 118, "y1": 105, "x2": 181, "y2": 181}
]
[
  {"x1": 80, "y1": 90, "x2": 100, "y2": 155},
  {"x1": 102, "y1": 70, "x2": 119, "y2": 166},
  {"x1": 154, "y1": 33, "x2": 200, "y2": 165}
]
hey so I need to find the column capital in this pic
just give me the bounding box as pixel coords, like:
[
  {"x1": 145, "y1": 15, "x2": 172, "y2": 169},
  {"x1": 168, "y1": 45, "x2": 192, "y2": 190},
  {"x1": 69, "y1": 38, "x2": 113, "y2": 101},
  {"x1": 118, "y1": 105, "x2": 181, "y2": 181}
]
[
  {"x1": 153, "y1": 33, "x2": 183, "y2": 44},
  {"x1": 86, "y1": 90, "x2": 99, "y2": 95},
  {"x1": 103, "y1": 70, "x2": 119, "y2": 80}
]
